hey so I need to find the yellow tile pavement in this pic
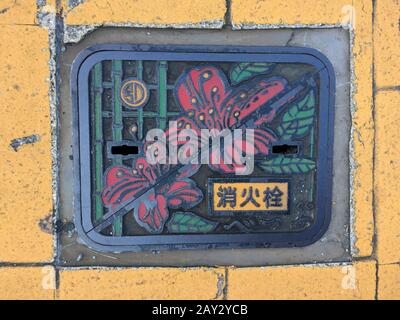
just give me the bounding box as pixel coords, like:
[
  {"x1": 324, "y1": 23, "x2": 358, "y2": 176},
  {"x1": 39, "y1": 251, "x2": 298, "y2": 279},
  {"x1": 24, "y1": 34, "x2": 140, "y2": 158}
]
[
  {"x1": 351, "y1": 0, "x2": 374, "y2": 258},
  {"x1": 375, "y1": 90, "x2": 400, "y2": 264},
  {"x1": 0, "y1": 0, "x2": 38, "y2": 25},
  {"x1": 0, "y1": 25, "x2": 53, "y2": 262},
  {"x1": 231, "y1": 0, "x2": 350, "y2": 26},
  {"x1": 58, "y1": 268, "x2": 225, "y2": 300},
  {"x1": 374, "y1": 0, "x2": 400, "y2": 88},
  {"x1": 378, "y1": 263, "x2": 400, "y2": 299},
  {"x1": 0, "y1": 266, "x2": 55, "y2": 300},
  {"x1": 63, "y1": 0, "x2": 227, "y2": 27},
  {"x1": 227, "y1": 261, "x2": 376, "y2": 300}
]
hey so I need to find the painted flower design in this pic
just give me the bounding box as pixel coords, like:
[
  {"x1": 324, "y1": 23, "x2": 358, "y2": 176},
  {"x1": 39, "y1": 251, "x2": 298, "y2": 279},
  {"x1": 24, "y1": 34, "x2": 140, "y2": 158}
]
[
  {"x1": 102, "y1": 65, "x2": 289, "y2": 234},
  {"x1": 167, "y1": 66, "x2": 288, "y2": 173},
  {"x1": 102, "y1": 158, "x2": 202, "y2": 233}
]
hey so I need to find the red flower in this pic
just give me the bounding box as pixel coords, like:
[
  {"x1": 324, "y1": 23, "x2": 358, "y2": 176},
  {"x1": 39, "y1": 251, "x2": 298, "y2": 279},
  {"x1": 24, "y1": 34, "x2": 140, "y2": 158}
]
[
  {"x1": 101, "y1": 158, "x2": 201, "y2": 233},
  {"x1": 168, "y1": 66, "x2": 288, "y2": 173}
]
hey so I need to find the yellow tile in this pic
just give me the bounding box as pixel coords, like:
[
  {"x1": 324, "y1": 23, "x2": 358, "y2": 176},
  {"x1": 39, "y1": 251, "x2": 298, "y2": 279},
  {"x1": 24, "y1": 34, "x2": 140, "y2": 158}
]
[
  {"x1": 59, "y1": 268, "x2": 225, "y2": 300},
  {"x1": 376, "y1": 91, "x2": 400, "y2": 264},
  {"x1": 0, "y1": 25, "x2": 53, "y2": 262},
  {"x1": 374, "y1": 0, "x2": 400, "y2": 87},
  {"x1": 231, "y1": 0, "x2": 350, "y2": 26},
  {"x1": 351, "y1": 0, "x2": 374, "y2": 257},
  {"x1": 378, "y1": 264, "x2": 400, "y2": 299},
  {"x1": 228, "y1": 261, "x2": 376, "y2": 300},
  {"x1": 0, "y1": 0, "x2": 38, "y2": 25},
  {"x1": 0, "y1": 267, "x2": 55, "y2": 300},
  {"x1": 63, "y1": 0, "x2": 226, "y2": 26}
]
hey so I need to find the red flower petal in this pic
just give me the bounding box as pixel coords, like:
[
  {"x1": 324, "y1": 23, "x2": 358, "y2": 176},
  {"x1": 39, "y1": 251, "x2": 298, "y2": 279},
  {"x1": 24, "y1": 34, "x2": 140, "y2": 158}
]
[
  {"x1": 134, "y1": 193, "x2": 168, "y2": 233},
  {"x1": 175, "y1": 66, "x2": 231, "y2": 130},
  {"x1": 247, "y1": 128, "x2": 276, "y2": 155},
  {"x1": 208, "y1": 146, "x2": 246, "y2": 174},
  {"x1": 165, "y1": 116, "x2": 201, "y2": 145},
  {"x1": 166, "y1": 179, "x2": 203, "y2": 209},
  {"x1": 207, "y1": 128, "x2": 276, "y2": 173},
  {"x1": 223, "y1": 77, "x2": 287, "y2": 128},
  {"x1": 102, "y1": 166, "x2": 148, "y2": 209},
  {"x1": 170, "y1": 67, "x2": 288, "y2": 173},
  {"x1": 134, "y1": 157, "x2": 159, "y2": 183}
]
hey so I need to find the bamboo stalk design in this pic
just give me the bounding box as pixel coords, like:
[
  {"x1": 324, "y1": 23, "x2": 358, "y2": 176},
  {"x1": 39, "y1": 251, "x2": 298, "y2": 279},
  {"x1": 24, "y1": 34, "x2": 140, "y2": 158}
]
[
  {"x1": 308, "y1": 126, "x2": 315, "y2": 202},
  {"x1": 158, "y1": 61, "x2": 168, "y2": 129},
  {"x1": 93, "y1": 63, "x2": 103, "y2": 221},
  {"x1": 137, "y1": 61, "x2": 144, "y2": 140},
  {"x1": 112, "y1": 60, "x2": 123, "y2": 236},
  {"x1": 92, "y1": 60, "x2": 172, "y2": 235}
]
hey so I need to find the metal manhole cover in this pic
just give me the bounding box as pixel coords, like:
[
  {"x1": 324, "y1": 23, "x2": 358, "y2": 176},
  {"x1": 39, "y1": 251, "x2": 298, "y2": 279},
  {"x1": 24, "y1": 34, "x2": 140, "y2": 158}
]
[{"x1": 71, "y1": 44, "x2": 335, "y2": 252}]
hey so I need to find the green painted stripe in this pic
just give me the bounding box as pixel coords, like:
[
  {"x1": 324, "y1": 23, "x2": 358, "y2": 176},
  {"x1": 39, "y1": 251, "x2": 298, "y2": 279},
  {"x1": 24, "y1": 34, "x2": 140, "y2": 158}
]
[
  {"x1": 112, "y1": 60, "x2": 123, "y2": 149},
  {"x1": 112, "y1": 60, "x2": 123, "y2": 236},
  {"x1": 158, "y1": 61, "x2": 168, "y2": 129},
  {"x1": 308, "y1": 126, "x2": 315, "y2": 202},
  {"x1": 137, "y1": 61, "x2": 144, "y2": 140},
  {"x1": 93, "y1": 63, "x2": 103, "y2": 221}
]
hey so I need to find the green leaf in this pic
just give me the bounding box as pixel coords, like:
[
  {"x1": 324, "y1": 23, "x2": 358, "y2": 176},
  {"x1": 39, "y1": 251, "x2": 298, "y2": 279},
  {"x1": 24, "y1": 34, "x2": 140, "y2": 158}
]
[
  {"x1": 259, "y1": 156, "x2": 316, "y2": 174},
  {"x1": 276, "y1": 91, "x2": 316, "y2": 140},
  {"x1": 230, "y1": 62, "x2": 275, "y2": 85},
  {"x1": 167, "y1": 212, "x2": 217, "y2": 233}
]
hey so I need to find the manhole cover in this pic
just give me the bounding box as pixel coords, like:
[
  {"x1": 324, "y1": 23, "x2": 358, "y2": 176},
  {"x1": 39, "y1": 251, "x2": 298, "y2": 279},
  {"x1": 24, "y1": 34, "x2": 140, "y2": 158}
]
[{"x1": 71, "y1": 44, "x2": 335, "y2": 252}]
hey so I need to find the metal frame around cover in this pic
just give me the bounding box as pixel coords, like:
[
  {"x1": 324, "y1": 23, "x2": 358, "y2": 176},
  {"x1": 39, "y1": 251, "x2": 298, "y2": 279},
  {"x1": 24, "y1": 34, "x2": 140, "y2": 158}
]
[{"x1": 71, "y1": 44, "x2": 336, "y2": 252}]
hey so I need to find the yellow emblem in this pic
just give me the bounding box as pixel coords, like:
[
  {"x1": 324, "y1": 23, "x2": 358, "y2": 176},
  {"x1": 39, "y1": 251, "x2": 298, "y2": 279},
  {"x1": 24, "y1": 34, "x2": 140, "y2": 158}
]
[{"x1": 120, "y1": 79, "x2": 149, "y2": 108}]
